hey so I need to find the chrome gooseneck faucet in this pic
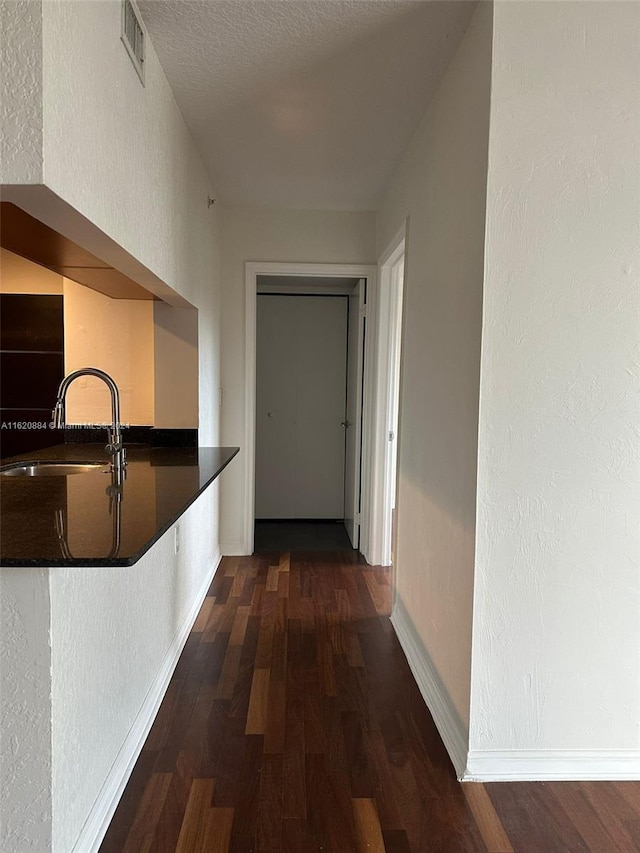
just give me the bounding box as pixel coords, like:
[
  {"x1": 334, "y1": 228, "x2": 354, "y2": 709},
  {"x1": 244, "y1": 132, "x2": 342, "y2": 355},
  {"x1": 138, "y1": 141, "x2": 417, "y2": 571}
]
[{"x1": 52, "y1": 368, "x2": 127, "y2": 486}]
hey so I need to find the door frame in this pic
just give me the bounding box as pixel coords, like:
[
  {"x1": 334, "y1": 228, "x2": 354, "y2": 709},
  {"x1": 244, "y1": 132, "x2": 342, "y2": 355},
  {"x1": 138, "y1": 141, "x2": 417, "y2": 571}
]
[
  {"x1": 244, "y1": 262, "x2": 377, "y2": 555},
  {"x1": 343, "y1": 278, "x2": 366, "y2": 549},
  {"x1": 368, "y1": 224, "x2": 407, "y2": 567}
]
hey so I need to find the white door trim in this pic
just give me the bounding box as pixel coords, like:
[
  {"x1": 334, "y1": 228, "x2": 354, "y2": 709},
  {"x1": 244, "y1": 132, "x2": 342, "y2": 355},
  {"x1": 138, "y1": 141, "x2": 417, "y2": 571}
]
[
  {"x1": 344, "y1": 279, "x2": 366, "y2": 548},
  {"x1": 244, "y1": 261, "x2": 377, "y2": 556},
  {"x1": 368, "y1": 225, "x2": 406, "y2": 567}
]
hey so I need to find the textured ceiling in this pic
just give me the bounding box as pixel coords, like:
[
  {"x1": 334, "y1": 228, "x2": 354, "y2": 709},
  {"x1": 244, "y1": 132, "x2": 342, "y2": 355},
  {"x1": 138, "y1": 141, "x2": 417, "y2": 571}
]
[{"x1": 138, "y1": 1, "x2": 477, "y2": 209}]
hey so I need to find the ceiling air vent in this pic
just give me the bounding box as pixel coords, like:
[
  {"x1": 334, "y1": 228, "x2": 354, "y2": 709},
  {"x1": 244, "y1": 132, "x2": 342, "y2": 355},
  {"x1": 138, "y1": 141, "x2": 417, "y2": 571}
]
[{"x1": 121, "y1": 0, "x2": 146, "y2": 85}]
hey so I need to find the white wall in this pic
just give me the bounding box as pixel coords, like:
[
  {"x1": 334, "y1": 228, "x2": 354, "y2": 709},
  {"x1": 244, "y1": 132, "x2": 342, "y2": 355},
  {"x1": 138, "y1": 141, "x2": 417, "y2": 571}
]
[
  {"x1": 0, "y1": 0, "x2": 42, "y2": 184},
  {"x1": 37, "y1": 0, "x2": 221, "y2": 444},
  {"x1": 469, "y1": 0, "x2": 640, "y2": 768},
  {"x1": 378, "y1": 3, "x2": 493, "y2": 733},
  {"x1": 1, "y1": 1, "x2": 225, "y2": 849},
  {"x1": 220, "y1": 206, "x2": 376, "y2": 549},
  {"x1": 0, "y1": 570, "x2": 52, "y2": 852}
]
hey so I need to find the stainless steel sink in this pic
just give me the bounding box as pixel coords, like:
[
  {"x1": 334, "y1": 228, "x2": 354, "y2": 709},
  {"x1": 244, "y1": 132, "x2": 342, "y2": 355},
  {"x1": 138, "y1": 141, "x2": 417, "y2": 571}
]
[{"x1": 0, "y1": 461, "x2": 108, "y2": 477}]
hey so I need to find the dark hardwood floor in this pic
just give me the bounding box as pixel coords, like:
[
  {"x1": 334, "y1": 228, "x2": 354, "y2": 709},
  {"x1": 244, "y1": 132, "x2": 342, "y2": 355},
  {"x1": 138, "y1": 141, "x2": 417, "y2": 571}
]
[{"x1": 100, "y1": 552, "x2": 640, "y2": 852}]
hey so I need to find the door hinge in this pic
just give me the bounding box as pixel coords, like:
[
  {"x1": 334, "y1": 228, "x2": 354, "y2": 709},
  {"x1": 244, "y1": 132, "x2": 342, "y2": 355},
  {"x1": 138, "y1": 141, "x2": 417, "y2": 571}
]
[{"x1": 389, "y1": 431, "x2": 395, "y2": 441}]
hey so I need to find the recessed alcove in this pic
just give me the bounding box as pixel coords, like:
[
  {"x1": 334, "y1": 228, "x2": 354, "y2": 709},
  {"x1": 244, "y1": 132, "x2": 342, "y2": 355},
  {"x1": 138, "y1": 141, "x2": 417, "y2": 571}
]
[{"x1": 0, "y1": 204, "x2": 199, "y2": 458}]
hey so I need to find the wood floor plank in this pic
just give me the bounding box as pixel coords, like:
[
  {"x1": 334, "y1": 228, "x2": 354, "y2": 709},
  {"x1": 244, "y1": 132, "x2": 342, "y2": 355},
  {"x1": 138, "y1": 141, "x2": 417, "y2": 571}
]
[
  {"x1": 258, "y1": 753, "x2": 284, "y2": 851},
  {"x1": 462, "y1": 783, "x2": 514, "y2": 852},
  {"x1": 254, "y1": 622, "x2": 275, "y2": 669},
  {"x1": 353, "y1": 797, "x2": 386, "y2": 853},
  {"x1": 245, "y1": 667, "x2": 270, "y2": 734},
  {"x1": 283, "y1": 722, "x2": 306, "y2": 819},
  {"x1": 364, "y1": 729, "x2": 405, "y2": 831},
  {"x1": 362, "y1": 569, "x2": 391, "y2": 615},
  {"x1": 303, "y1": 753, "x2": 331, "y2": 850},
  {"x1": 229, "y1": 605, "x2": 251, "y2": 647},
  {"x1": 122, "y1": 772, "x2": 173, "y2": 853},
  {"x1": 192, "y1": 595, "x2": 215, "y2": 633},
  {"x1": 303, "y1": 679, "x2": 327, "y2": 755},
  {"x1": 151, "y1": 751, "x2": 201, "y2": 853},
  {"x1": 264, "y1": 675, "x2": 286, "y2": 754},
  {"x1": 143, "y1": 679, "x2": 183, "y2": 752},
  {"x1": 382, "y1": 828, "x2": 413, "y2": 853},
  {"x1": 204, "y1": 808, "x2": 234, "y2": 853},
  {"x1": 230, "y1": 569, "x2": 246, "y2": 599},
  {"x1": 224, "y1": 557, "x2": 240, "y2": 577},
  {"x1": 485, "y1": 781, "x2": 586, "y2": 852},
  {"x1": 551, "y1": 783, "x2": 628, "y2": 852},
  {"x1": 266, "y1": 564, "x2": 280, "y2": 592},
  {"x1": 580, "y1": 782, "x2": 640, "y2": 850},
  {"x1": 325, "y1": 771, "x2": 360, "y2": 851},
  {"x1": 202, "y1": 602, "x2": 235, "y2": 642},
  {"x1": 211, "y1": 716, "x2": 248, "y2": 808},
  {"x1": 279, "y1": 552, "x2": 291, "y2": 573},
  {"x1": 175, "y1": 778, "x2": 215, "y2": 853},
  {"x1": 229, "y1": 617, "x2": 260, "y2": 720},
  {"x1": 270, "y1": 621, "x2": 288, "y2": 681},
  {"x1": 227, "y1": 735, "x2": 263, "y2": 849},
  {"x1": 347, "y1": 632, "x2": 366, "y2": 668},
  {"x1": 281, "y1": 818, "x2": 315, "y2": 853},
  {"x1": 217, "y1": 644, "x2": 243, "y2": 700},
  {"x1": 318, "y1": 638, "x2": 338, "y2": 697},
  {"x1": 277, "y1": 570, "x2": 290, "y2": 598},
  {"x1": 343, "y1": 709, "x2": 377, "y2": 798}
]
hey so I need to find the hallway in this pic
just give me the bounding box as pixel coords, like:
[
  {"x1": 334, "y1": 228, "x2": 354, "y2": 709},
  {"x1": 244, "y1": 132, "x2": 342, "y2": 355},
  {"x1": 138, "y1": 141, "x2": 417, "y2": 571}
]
[{"x1": 100, "y1": 552, "x2": 640, "y2": 852}]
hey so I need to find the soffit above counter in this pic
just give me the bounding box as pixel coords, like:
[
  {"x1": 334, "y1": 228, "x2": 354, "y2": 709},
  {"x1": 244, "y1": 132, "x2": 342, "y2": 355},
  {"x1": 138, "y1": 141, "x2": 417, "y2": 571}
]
[{"x1": 0, "y1": 202, "x2": 156, "y2": 300}]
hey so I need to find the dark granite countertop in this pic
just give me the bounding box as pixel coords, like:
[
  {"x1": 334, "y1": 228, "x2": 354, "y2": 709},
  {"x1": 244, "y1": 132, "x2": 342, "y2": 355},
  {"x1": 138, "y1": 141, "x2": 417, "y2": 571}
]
[{"x1": 0, "y1": 444, "x2": 239, "y2": 567}]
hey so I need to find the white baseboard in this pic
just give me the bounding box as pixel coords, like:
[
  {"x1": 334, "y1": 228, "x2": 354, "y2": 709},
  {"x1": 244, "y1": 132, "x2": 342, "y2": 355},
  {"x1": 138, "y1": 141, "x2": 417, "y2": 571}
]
[
  {"x1": 390, "y1": 594, "x2": 469, "y2": 779},
  {"x1": 463, "y1": 750, "x2": 640, "y2": 782},
  {"x1": 220, "y1": 542, "x2": 249, "y2": 556},
  {"x1": 74, "y1": 552, "x2": 222, "y2": 853}
]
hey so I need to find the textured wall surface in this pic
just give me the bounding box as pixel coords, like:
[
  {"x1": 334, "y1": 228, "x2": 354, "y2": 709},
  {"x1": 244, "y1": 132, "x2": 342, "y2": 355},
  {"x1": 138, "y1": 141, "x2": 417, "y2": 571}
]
[
  {"x1": 50, "y1": 487, "x2": 219, "y2": 853},
  {"x1": 0, "y1": 0, "x2": 43, "y2": 184},
  {"x1": 40, "y1": 0, "x2": 221, "y2": 445},
  {"x1": 376, "y1": 3, "x2": 493, "y2": 727},
  {"x1": 0, "y1": 570, "x2": 52, "y2": 852},
  {"x1": 220, "y1": 206, "x2": 377, "y2": 549},
  {"x1": 470, "y1": 0, "x2": 640, "y2": 752}
]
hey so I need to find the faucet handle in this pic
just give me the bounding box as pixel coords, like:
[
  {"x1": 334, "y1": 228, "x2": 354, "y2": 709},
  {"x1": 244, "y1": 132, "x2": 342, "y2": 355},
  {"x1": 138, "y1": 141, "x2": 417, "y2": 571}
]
[
  {"x1": 51, "y1": 401, "x2": 65, "y2": 429},
  {"x1": 105, "y1": 442, "x2": 122, "y2": 456}
]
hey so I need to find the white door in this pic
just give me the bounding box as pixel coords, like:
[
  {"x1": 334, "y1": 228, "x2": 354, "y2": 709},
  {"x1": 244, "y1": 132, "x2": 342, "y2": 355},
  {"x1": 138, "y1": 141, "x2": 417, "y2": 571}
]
[
  {"x1": 343, "y1": 280, "x2": 365, "y2": 548},
  {"x1": 255, "y1": 294, "x2": 348, "y2": 519}
]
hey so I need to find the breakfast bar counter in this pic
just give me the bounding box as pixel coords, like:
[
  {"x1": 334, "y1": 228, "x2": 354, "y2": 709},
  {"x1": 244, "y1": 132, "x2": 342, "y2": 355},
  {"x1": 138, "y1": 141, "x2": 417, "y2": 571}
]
[{"x1": 0, "y1": 444, "x2": 239, "y2": 567}]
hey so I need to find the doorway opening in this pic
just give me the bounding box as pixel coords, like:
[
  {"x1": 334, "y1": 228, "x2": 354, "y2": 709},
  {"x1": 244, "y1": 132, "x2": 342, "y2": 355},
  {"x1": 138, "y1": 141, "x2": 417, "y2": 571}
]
[
  {"x1": 254, "y1": 281, "x2": 362, "y2": 553},
  {"x1": 244, "y1": 263, "x2": 377, "y2": 556}
]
